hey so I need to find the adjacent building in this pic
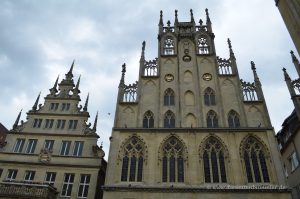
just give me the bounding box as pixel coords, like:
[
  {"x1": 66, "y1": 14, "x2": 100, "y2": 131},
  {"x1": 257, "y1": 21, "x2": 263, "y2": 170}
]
[
  {"x1": 0, "y1": 63, "x2": 106, "y2": 199},
  {"x1": 275, "y1": 0, "x2": 300, "y2": 55},
  {"x1": 103, "y1": 9, "x2": 291, "y2": 199},
  {"x1": 277, "y1": 52, "x2": 300, "y2": 199}
]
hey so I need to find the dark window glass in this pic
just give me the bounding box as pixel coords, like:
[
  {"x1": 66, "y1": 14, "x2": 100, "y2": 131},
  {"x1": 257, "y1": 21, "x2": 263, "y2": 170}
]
[
  {"x1": 164, "y1": 88, "x2": 175, "y2": 106},
  {"x1": 259, "y1": 151, "x2": 270, "y2": 182},
  {"x1": 207, "y1": 111, "x2": 218, "y2": 128},
  {"x1": 162, "y1": 156, "x2": 168, "y2": 182},
  {"x1": 228, "y1": 110, "x2": 240, "y2": 128},
  {"x1": 129, "y1": 156, "x2": 137, "y2": 181},
  {"x1": 137, "y1": 157, "x2": 143, "y2": 182},
  {"x1": 164, "y1": 111, "x2": 175, "y2": 128},
  {"x1": 177, "y1": 157, "x2": 184, "y2": 182},
  {"x1": 121, "y1": 156, "x2": 129, "y2": 181},
  {"x1": 219, "y1": 151, "x2": 227, "y2": 183},
  {"x1": 244, "y1": 151, "x2": 253, "y2": 182},
  {"x1": 211, "y1": 150, "x2": 219, "y2": 183},
  {"x1": 204, "y1": 151, "x2": 211, "y2": 183},
  {"x1": 251, "y1": 149, "x2": 261, "y2": 183},
  {"x1": 169, "y1": 155, "x2": 176, "y2": 182},
  {"x1": 143, "y1": 111, "x2": 154, "y2": 128},
  {"x1": 204, "y1": 88, "x2": 216, "y2": 106}
]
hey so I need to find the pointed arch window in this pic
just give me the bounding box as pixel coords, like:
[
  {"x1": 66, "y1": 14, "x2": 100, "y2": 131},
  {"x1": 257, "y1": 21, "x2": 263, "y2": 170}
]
[
  {"x1": 162, "y1": 136, "x2": 185, "y2": 182},
  {"x1": 164, "y1": 88, "x2": 175, "y2": 106},
  {"x1": 202, "y1": 137, "x2": 227, "y2": 183},
  {"x1": 163, "y1": 36, "x2": 175, "y2": 55},
  {"x1": 242, "y1": 137, "x2": 270, "y2": 183},
  {"x1": 198, "y1": 36, "x2": 210, "y2": 55},
  {"x1": 207, "y1": 110, "x2": 218, "y2": 128},
  {"x1": 164, "y1": 111, "x2": 175, "y2": 128},
  {"x1": 143, "y1": 111, "x2": 154, "y2": 128},
  {"x1": 121, "y1": 136, "x2": 145, "y2": 182},
  {"x1": 204, "y1": 87, "x2": 216, "y2": 106},
  {"x1": 228, "y1": 110, "x2": 240, "y2": 128}
]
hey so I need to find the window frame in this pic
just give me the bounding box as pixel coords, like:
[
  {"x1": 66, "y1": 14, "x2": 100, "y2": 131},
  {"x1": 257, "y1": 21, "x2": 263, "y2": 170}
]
[
  {"x1": 78, "y1": 174, "x2": 91, "y2": 198},
  {"x1": 6, "y1": 169, "x2": 18, "y2": 181},
  {"x1": 44, "y1": 172, "x2": 56, "y2": 185},
  {"x1": 25, "y1": 139, "x2": 38, "y2": 154},
  {"x1": 61, "y1": 173, "x2": 75, "y2": 197},
  {"x1": 290, "y1": 151, "x2": 299, "y2": 172},
  {"x1": 73, "y1": 141, "x2": 84, "y2": 156},
  {"x1": 60, "y1": 141, "x2": 71, "y2": 156},
  {"x1": 24, "y1": 170, "x2": 35, "y2": 182},
  {"x1": 44, "y1": 140, "x2": 55, "y2": 151},
  {"x1": 13, "y1": 138, "x2": 25, "y2": 153}
]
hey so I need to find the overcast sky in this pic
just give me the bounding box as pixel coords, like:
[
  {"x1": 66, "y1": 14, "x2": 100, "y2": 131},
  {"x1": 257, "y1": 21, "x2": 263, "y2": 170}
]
[{"x1": 0, "y1": 0, "x2": 298, "y2": 156}]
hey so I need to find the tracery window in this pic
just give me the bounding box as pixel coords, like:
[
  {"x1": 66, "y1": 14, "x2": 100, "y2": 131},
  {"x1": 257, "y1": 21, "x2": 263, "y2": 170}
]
[
  {"x1": 202, "y1": 137, "x2": 227, "y2": 183},
  {"x1": 204, "y1": 87, "x2": 216, "y2": 106},
  {"x1": 241, "y1": 136, "x2": 270, "y2": 183},
  {"x1": 164, "y1": 111, "x2": 175, "y2": 128},
  {"x1": 198, "y1": 36, "x2": 210, "y2": 54},
  {"x1": 163, "y1": 37, "x2": 175, "y2": 55},
  {"x1": 143, "y1": 111, "x2": 154, "y2": 128},
  {"x1": 121, "y1": 136, "x2": 145, "y2": 182},
  {"x1": 228, "y1": 110, "x2": 240, "y2": 128},
  {"x1": 207, "y1": 110, "x2": 218, "y2": 128},
  {"x1": 164, "y1": 88, "x2": 175, "y2": 106},
  {"x1": 162, "y1": 136, "x2": 185, "y2": 182}
]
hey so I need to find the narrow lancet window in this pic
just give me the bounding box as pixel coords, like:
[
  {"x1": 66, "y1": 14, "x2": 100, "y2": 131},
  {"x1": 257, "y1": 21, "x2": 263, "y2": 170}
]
[
  {"x1": 164, "y1": 88, "x2": 175, "y2": 106},
  {"x1": 143, "y1": 111, "x2": 154, "y2": 128},
  {"x1": 163, "y1": 37, "x2": 175, "y2": 55},
  {"x1": 204, "y1": 87, "x2": 216, "y2": 106},
  {"x1": 198, "y1": 36, "x2": 210, "y2": 54},
  {"x1": 164, "y1": 110, "x2": 175, "y2": 128},
  {"x1": 207, "y1": 110, "x2": 218, "y2": 128},
  {"x1": 228, "y1": 110, "x2": 240, "y2": 128}
]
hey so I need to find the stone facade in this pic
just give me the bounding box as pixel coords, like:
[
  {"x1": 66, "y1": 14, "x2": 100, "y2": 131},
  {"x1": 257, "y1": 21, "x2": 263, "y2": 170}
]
[
  {"x1": 0, "y1": 63, "x2": 106, "y2": 199},
  {"x1": 103, "y1": 9, "x2": 291, "y2": 199},
  {"x1": 275, "y1": 0, "x2": 300, "y2": 56}
]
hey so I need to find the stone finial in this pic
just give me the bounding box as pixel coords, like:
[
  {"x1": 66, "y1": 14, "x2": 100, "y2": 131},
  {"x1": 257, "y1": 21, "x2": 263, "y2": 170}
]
[
  {"x1": 13, "y1": 109, "x2": 22, "y2": 130},
  {"x1": 75, "y1": 75, "x2": 81, "y2": 89},
  {"x1": 66, "y1": 60, "x2": 75, "y2": 80},
  {"x1": 190, "y1": 9, "x2": 195, "y2": 23},
  {"x1": 167, "y1": 20, "x2": 171, "y2": 27},
  {"x1": 159, "y1": 10, "x2": 164, "y2": 26},
  {"x1": 251, "y1": 61, "x2": 260, "y2": 83},
  {"x1": 120, "y1": 63, "x2": 126, "y2": 86},
  {"x1": 83, "y1": 93, "x2": 89, "y2": 112},
  {"x1": 227, "y1": 38, "x2": 235, "y2": 59},
  {"x1": 283, "y1": 67, "x2": 291, "y2": 81},
  {"x1": 141, "y1": 41, "x2": 146, "y2": 60},
  {"x1": 205, "y1": 8, "x2": 211, "y2": 24},
  {"x1": 32, "y1": 92, "x2": 41, "y2": 111},
  {"x1": 175, "y1": 10, "x2": 178, "y2": 24},
  {"x1": 49, "y1": 75, "x2": 59, "y2": 95},
  {"x1": 199, "y1": 19, "x2": 203, "y2": 26},
  {"x1": 92, "y1": 111, "x2": 98, "y2": 132}
]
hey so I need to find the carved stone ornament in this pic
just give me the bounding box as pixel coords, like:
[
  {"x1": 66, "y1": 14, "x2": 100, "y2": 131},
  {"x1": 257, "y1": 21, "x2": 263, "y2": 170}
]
[
  {"x1": 39, "y1": 148, "x2": 51, "y2": 163},
  {"x1": 202, "y1": 73, "x2": 212, "y2": 81},
  {"x1": 164, "y1": 74, "x2": 174, "y2": 82}
]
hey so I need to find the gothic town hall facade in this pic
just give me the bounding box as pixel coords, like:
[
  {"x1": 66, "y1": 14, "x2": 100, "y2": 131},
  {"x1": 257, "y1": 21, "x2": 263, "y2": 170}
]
[{"x1": 102, "y1": 9, "x2": 291, "y2": 199}]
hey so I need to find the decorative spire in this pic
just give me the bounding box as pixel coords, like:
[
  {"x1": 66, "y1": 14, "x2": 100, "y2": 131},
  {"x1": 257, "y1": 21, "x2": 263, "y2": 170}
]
[
  {"x1": 199, "y1": 19, "x2": 203, "y2": 26},
  {"x1": 83, "y1": 93, "x2": 89, "y2": 112},
  {"x1": 290, "y1": 50, "x2": 300, "y2": 77},
  {"x1": 190, "y1": 9, "x2": 195, "y2": 23},
  {"x1": 251, "y1": 61, "x2": 261, "y2": 85},
  {"x1": 119, "y1": 63, "x2": 126, "y2": 87},
  {"x1": 167, "y1": 20, "x2": 171, "y2": 28},
  {"x1": 141, "y1": 41, "x2": 146, "y2": 61},
  {"x1": 92, "y1": 111, "x2": 98, "y2": 132},
  {"x1": 227, "y1": 38, "x2": 235, "y2": 59},
  {"x1": 49, "y1": 75, "x2": 59, "y2": 95},
  {"x1": 283, "y1": 67, "x2": 291, "y2": 81},
  {"x1": 13, "y1": 109, "x2": 22, "y2": 130},
  {"x1": 205, "y1": 8, "x2": 211, "y2": 24},
  {"x1": 66, "y1": 60, "x2": 75, "y2": 80},
  {"x1": 75, "y1": 75, "x2": 81, "y2": 90},
  {"x1": 175, "y1": 10, "x2": 178, "y2": 24},
  {"x1": 159, "y1": 10, "x2": 164, "y2": 26},
  {"x1": 32, "y1": 92, "x2": 41, "y2": 111}
]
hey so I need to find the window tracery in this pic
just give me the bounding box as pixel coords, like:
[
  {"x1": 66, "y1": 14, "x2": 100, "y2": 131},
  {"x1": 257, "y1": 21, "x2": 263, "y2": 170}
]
[
  {"x1": 120, "y1": 136, "x2": 145, "y2": 182},
  {"x1": 123, "y1": 82, "x2": 138, "y2": 102},
  {"x1": 204, "y1": 87, "x2": 216, "y2": 106},
  {"x1": 144, "y1": 58, "x2": 158, "y2": 76},
  {"x1": 241, "y1": 136, "x2": 270, "y2": 183},
  {"x1": 161, "y1": 136, "x2": 185, "y2": 183},
  {"x1": 163, "y1": 37, "x2": 175, "y2": 55},
  {"x1": 164, "y1": 111, "x2": 175, "y2": 128},
  {"x1": 143, "y1": 111, "x2": 154, "y2": 128},
  {"x1": 207, "y1": 110, "x2": 218, "y2": 128},
  {"x1": 198, "y1": 36, "x2": 209, "y2": 54},
  {"x1": 228, "y1": 110, "x2": 240, "y2": 128},
  {"x1": 202, "y1": 136, "x2": 227, "y2": 183},
  {"x1": 241, "y1": 80, "x2": 258, "y2": 101},
  {"x1": 217, "y1": 57, "x2": 233, "y2": 75},
  {"x1": 164, "y1": 88, "x2": 175, "y2": 106}
]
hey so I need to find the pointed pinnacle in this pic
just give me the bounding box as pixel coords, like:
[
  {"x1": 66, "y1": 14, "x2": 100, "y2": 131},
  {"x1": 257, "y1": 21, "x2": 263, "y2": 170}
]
[
  {"x1": 167, "y1": 20, "x2": 171, "y2": 27},
  {"x1": 291, "y1": 50, "x2": 299, "y2": 63},
  {"x1": 199, "y1": 19, "x2": 203, "y2": 26},
  {"x1": 83, "y1": 93, "x2": 89, "y2": 112},
  {"x1": 227, "y1": 38, "x2": 235, "y2": 58},
  {"x1": 54, "y1": 75, "x2": 59, "y2": 89},
  {"x1": 13, "y1": 109, "x2": 22, "y2": 129},
  {"x1": 251, "y1": 61, "x2": 256, "y2": 71},
  {"x1": 283, "y1": 67, "x2": 291, "y2": 81},
  {"x1": 141, "y1": 41, "x2": 146, "y2": 60},
  {"x1": 175, "y1": 10, "x2": 178, "y2": 23},
  {"x1": 190, "y1": 9, "x2": 195, "y2": 23},
  {"x1": 120, "y1": 63, "x2": 126, "y2": 86},
  {"x1": 92, "y1": 111, "x2": 98, "y2": 132},
  {"x1": 32, "y1": 92, "x2": 41, "y2": 111},
  {"x1": 159, "y1": 10, "x2": 164, "y2": 25},
  {"x1": 69, "y1": 60, "x2": 75, "y2": 74},
  {"x1": 205, "y1": 8, "x2": 211, "y2": 23},
  {"x1": 75, "y1": 75, "x2": 81, "y2": 89}
]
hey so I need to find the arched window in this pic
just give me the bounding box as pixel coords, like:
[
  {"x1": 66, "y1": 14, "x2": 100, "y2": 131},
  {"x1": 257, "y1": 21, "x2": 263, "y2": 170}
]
[
  {"x1": 163, "y1": 37, "x2": 175, "y2": 55},
  {"x1": 198, "y1": 36, "x2": 209, "y2": 54},
  {"x1": 162, "y1": 136, "x2": 185, "y2": 182},
  {"x1": 121, "y1": 136, "x2": 145, "y2": 182},
  {"x1": 164, "y1": 88, "x2": 175, "y2": 106},
  {"x1": 164, "y1": 111, "x2": 175, "y2": 128},
  {"x1": 241, "y1": 136, "x2": 270, "y2": 183},
  {"x1": 228, "y1": 110, "x2": 240, "y2": 128},
  {"x1": 202, "y1": 137, "x2": 227, "y2": 183},
  {"x1": 204, "y1": 87, "x2": 216, "y2": 106},
  {"x1": 207, "y1": 110, "x2": 218, "y2": 128},
  {"x1": 143, "y1": 111, "x2": 154, "y2": 128}
]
